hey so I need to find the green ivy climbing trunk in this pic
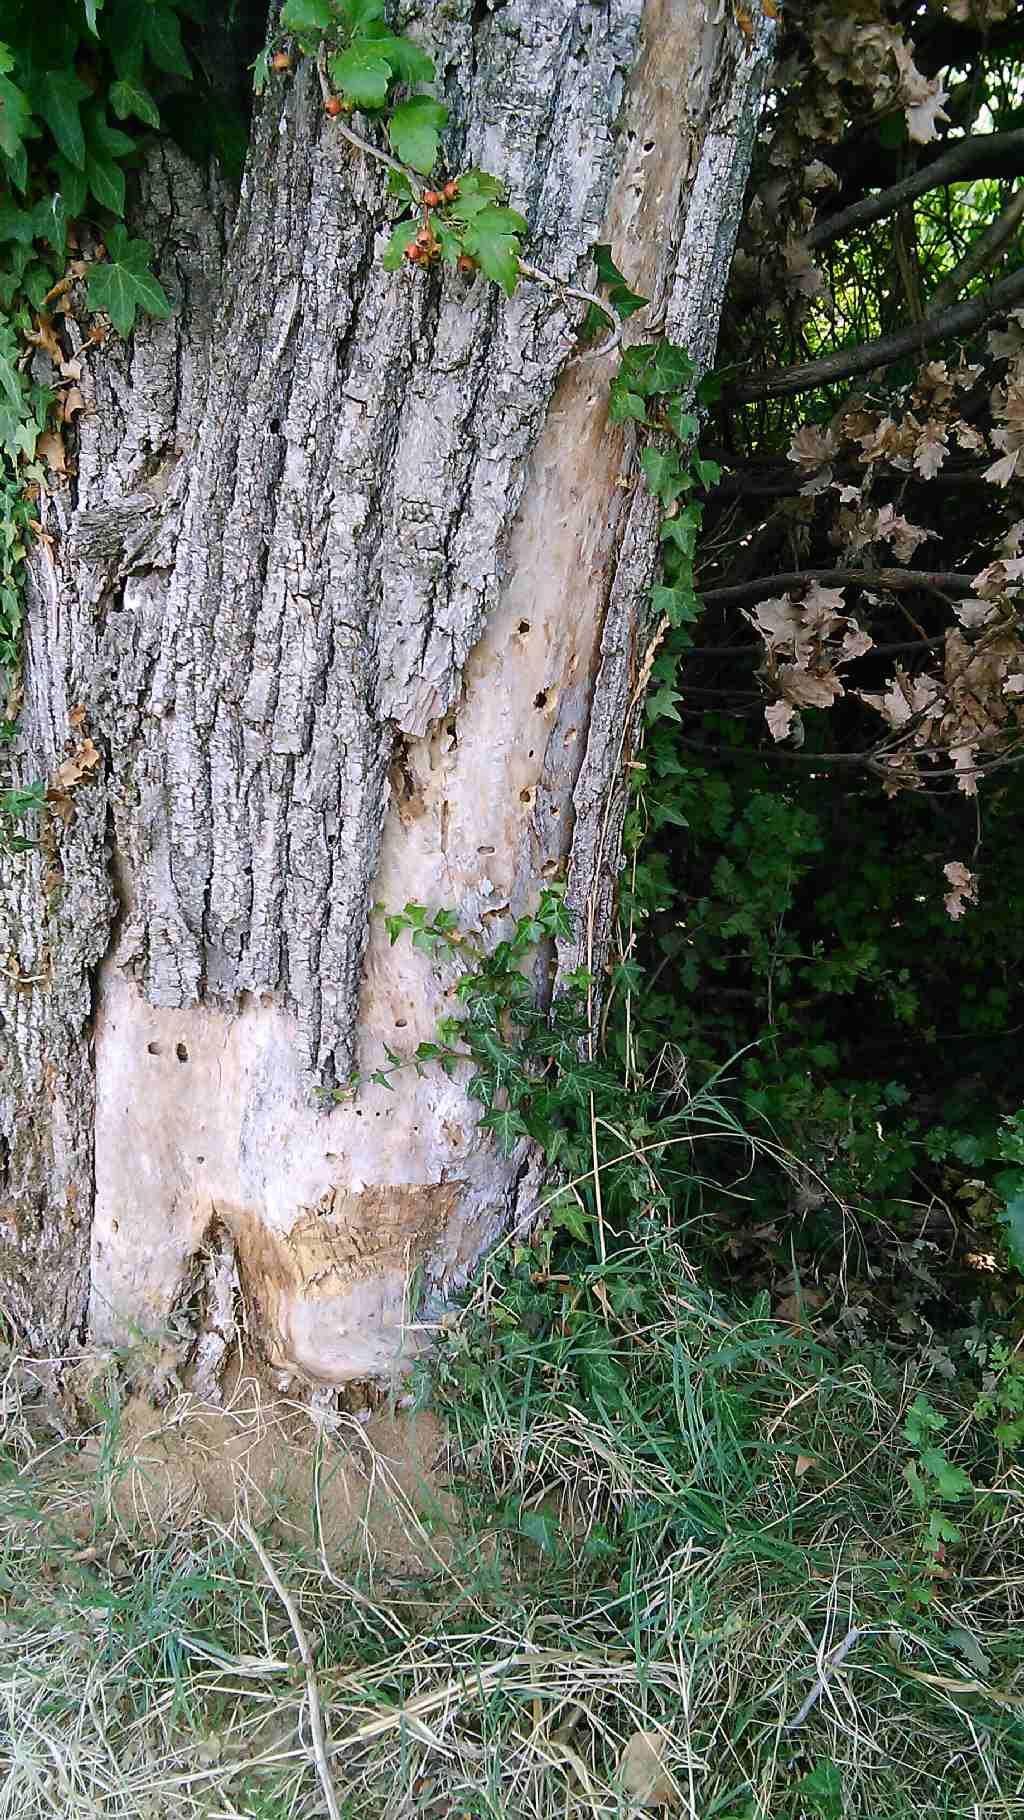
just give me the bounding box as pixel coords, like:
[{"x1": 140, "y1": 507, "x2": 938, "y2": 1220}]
[{"x1": 0, "y1": 0, "x2": 772, "y2": 1387}]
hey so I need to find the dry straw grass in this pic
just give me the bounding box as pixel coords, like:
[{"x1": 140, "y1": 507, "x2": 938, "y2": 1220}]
[{"x1": 0, "y1": 1280, "x2": 1022, "y2": 1820}]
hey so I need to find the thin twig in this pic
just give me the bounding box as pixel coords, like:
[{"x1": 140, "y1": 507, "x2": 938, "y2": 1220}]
[
  {"x1": 783, "y1": 1626, "x2": 863, "y2": 1730},
  {"x1": 928, "y1": 185, "x2": 1024, "y2": 315},
  {"x1": 516, "y1": 260, "x2": 624, "y2": 358},
  {"x1": 315, "y1": 46, "x2": 423, "y2": 194},
  {"x1": 238, "y1": 1518, "x2": 343, "y2": 1820}
]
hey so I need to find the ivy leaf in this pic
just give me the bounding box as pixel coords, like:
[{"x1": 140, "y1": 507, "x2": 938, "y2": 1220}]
[
  {"x1": 0, "y1": 75, "x2": 31, "y2": 162},
  {"x1": 650, "y1": 583, "x2": 700, "y2": 627},
  {"x1": 329, "y1": 46, "x2": 392, "y2": 109},
  {"x1": 145, "y1": 7, "x2": 192, "y2": 78},
  {"x1": 109, "y1": 77, "x2": 160, "y2": 129},
  {"x1": 51, "y1": 154, "x2": 88, "y2": 220},
  {"x1": 360, "y1": 33, "x2": 434, "y2": 83},
  {"x1": 0, "y1": 203, "x2": 35, "y2": 245},
  {"x1": 996, "y1": 1180, "x2": 1024, "y2": 1272},
  {"x1": 664, "y1": 396, "x2": 698, "y2": 441},
  {"x1": 590, "y1": 242, "x2": 648, "y2": 319},
  {"x1": 641, "y1": 448, "x2": 688, "y2": 507},
  {"x1": 479, "y1": 1104, "x2": 529, "y2": 1153},
  {"x1": 83, "y1": 105, "x2": 134, "y2": 162},
  {"x1": 281, "y1": 0, "x2": 333, "y2": 28},
  {"x1": 0, "y1": 332, "x2": 21, "y2": 409},
  {"x1": 647, "y1": 339, "x2": 694, "y2": 393},
  {"x1": 460, "y1": 203, "x2": 527, "y2": 296},
  {"x1": 387, "y1": 96, "x2": 448, "y2": 174},
  {"x1": 87, "y1": 225, "x2": 171, "y2": 338},
  {"x1": 32, "y1": 191, "x2": 68, "y2": 258},
  {"x1": 82, "y1": 0, "x2": 103, "y2": 33},
  {"x1": 608, "y1": 385, "x2": 647, "y2": 425},
  {"x1": 87, "y1": 152, "x2": 126, "y2": 215},
  {"x1": 34, "y1": 70, "x2": 91, "y2": 169}
]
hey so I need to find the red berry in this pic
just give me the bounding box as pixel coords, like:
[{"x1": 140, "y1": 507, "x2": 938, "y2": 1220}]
[
  {"x1": 443, "y1": 179, "x2": 460, "y2": 202},
  {"x1": 422, "y1": 189, "x2": 443, "y2": 207},
  {"x1": 271, "y1": 51, "x2": 292, "y2": 70},
  {"x1": 324, "y1": 95, "x2": 344, "y2": 115},
  {"x1": 457, "y1": 253, "x2": 476, "y2": 274}
]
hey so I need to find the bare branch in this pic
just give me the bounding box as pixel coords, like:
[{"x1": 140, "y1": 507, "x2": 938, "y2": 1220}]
[
  {"x1": 928, "y1": 186, "x2": 1024, "y2": 315},
  {"x1": 699, "y1": 568, "x2": 978, "y2": 610},
  {"x1": 725, "y1": 267, "x2": 1024, "y2": 405},
  {"x1": 805, "y1": 130, "x2": 1024, "y2": 253}
]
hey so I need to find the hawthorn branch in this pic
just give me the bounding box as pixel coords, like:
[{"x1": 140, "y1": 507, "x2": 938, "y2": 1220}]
[
  {"x1": 805, "y1": 130, "x2": 1024, "y2": 252},
  {"x1": 725, "y1": 266, "x2": 1024, "y2": 405},
  {"x1": 928, "y1": 185, "x2": 1024, "y2": 315}
]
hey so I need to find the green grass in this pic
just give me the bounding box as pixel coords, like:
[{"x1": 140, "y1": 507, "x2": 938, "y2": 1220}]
[{"x1": 1, "y1": 1219, "x2": 1022, "y2": 1819}]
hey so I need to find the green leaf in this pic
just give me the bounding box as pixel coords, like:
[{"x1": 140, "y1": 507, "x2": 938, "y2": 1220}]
[
  {"x1": 83, "y1": 105, "x2": 134, "y2": 162},
  {"x1": 647, "y1": 339, "x2": 694, "y2": 393},
  {"x1": 796, "y1": 1760, "x2": 843, "y2": 1820},
  {"x1": 32, "y1": 192, "x2": 68, "y2": 257},
  {"x1": 87, "y1": 225, "x2": 172, "y2": 338},
  {"x1": 1000, "y1": 1191, "x2": 1024, "y2": 1271},
  {"x1": 0, "y1": 334, "x2": 21, "y2": 409},
  {"x1": 650, "y1": 583, "x2": 700, "y2": 627},
  {"x1": 329, "y1": 45, "x2": 392, "y2": 109},
  {"x1": 455, "y1": 168, "x2": 504, "y2": 203},
  {"x1": 145, "y1": 7, "x2": 192, "y2": 79},
  {"x1": 109, "y1": 77, "x2": 160, "y2": 129},
  {"x1": 590, "y1": 241, "x2": 648, "y2": 319},
  {"x1": 641, "y1": 447, "x2": 687, "y2": 507},
  {"x1": 52, "y1": 154, "x2": 88, "y2": 220},
  {"x1": 360, "y1": 33, "x2": 435, "y2": 83},
  {"x1": 387, "y1": 96, "x2": 448, "y2": 174},
  {"x1": 336, "y1": 0, "x2": 387, "y2": 30},
  {"x1": 281, "y1": 0, "x2": 333, "y2": 29},
  {"x1": 82, "y1": 0, "x2": 103, "y2": 34},
  {"x1": 0, "y1": 204, "x2": 35, "y2": 246},
  {"x1": 0, "y1": 75, "x2": 31, "y2": 162},
  {"x1": 664, "y1": 397, "x2": 698, "y2": 440},
  {"x1": 381, "y1": 216, "x2": 417, "y2": 271},
  {"x1": 479, "y1": 1105, "x2": 529, "y2": 1153},
  {"x1": 518, "y1": 1508, "x2": 558, "y2": 1555},
  {"x1": 34, "y1": 70, "x2": 90, "y2": 169},
  {"x1": 460, "y1": 203, "x2": 528, "y2": 296},
  {"x1": 251, "y1": 48, "x2": 270, "y2": 94},
  {"x1": 608, "y1": 386, "x2": 647, "y2": 425},
  {"x1": 86, "y1": 152, "x2": 126, "y2": 214}
]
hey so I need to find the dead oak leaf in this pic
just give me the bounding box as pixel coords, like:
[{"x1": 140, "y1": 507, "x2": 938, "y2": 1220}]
[
  {"x1": 36, "y1": 431, "x2": 67, "y2": 477},
  {"x1": 52, "y1": 739, "x2": 100, "y2": 792}
]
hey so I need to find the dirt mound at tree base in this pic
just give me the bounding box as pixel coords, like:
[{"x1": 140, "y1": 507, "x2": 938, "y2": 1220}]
[{"x1": 59, "y1": 1366, "x2": 459, "y2": 1574}]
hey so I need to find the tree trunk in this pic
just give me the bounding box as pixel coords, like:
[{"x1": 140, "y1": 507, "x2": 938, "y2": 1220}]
[{"x1": 0, "y1": 0, "x2": 771, "y2": 1388}]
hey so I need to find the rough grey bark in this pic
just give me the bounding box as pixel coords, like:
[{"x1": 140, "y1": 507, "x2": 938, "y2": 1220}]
[{"x1": 0, "y1": 0, "x2": 773, "y2": 1385}]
